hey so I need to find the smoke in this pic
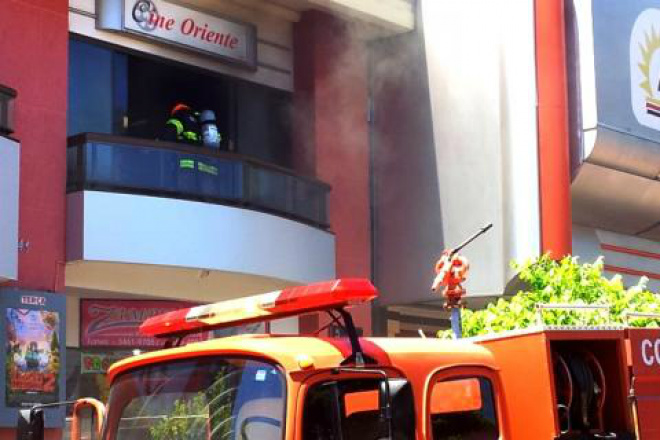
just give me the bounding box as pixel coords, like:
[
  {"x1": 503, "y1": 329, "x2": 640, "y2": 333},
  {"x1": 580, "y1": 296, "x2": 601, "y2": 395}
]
[
  {"x1": 290, "y1": 7, "x2": 446, "y2": 310},
  {"x1": 292, "y1": 9, "x2": 427, "y2": 175}
]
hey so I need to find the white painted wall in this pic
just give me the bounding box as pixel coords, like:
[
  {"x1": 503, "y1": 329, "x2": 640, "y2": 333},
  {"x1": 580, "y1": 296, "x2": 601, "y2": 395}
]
[
  {"x1": 67, "y1": 191, "x2": 336, "y2": 284},
  {"x1": 573, "y1": 225, "x2": 660, "y2": 292},
  {"x1": 0, "y1": 136, "x2": 19, "y2": 281},
  {"x1": 498, "y1": 0, "x2": 541, "y2": 282},
  {"x1": 419, "y1": 0, "x2": 540, "y2": 296}
]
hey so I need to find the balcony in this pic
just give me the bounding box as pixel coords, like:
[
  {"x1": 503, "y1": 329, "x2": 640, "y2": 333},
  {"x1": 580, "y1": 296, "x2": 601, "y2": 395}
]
[
  {"x1": 0, "y1": 85, "x2": 18, "y2": 282},
  {"x1": 65, "y1": 133, "x2": 335, "y2": 301}
]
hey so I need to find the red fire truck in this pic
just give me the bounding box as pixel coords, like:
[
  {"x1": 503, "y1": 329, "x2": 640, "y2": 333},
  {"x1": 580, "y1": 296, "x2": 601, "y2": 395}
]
[{"x1": 16, "y1": 278, "x2": 660, "y2": 439}]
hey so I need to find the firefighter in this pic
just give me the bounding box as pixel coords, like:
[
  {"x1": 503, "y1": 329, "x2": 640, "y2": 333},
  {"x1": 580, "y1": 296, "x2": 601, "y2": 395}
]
[{"x1": 162, "y1": 103, "x2": 201, "y2": 144}]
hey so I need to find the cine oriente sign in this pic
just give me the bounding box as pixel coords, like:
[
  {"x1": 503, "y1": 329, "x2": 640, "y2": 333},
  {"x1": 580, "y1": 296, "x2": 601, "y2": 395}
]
[{"x1": 97, "y1": 0, "x2": 257, "y2": 68}]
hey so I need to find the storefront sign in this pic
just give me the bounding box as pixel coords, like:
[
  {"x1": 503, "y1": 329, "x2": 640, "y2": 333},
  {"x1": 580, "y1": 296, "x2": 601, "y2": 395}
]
[
  {"x1": 0, "y1": 288, "x2": 66, "y2": 428},
  {"x1": 21, "y1": 295, "x2": 46, "y2": 306},
  {"x1": 81, "y1": 299, "x2": 206, "y2": 347},
  {"x1": 630, "y1": 8, "x2": 660, "y2": 130},
  {"x1": 97, "y1": 0, "x2": 257, "y2": 68},
  {"x1": 81, "y1": 352, "x2": 129, "y2": 374},
  {"x1": 589, "y1": 0, "x2": 660, "y2": 141}
]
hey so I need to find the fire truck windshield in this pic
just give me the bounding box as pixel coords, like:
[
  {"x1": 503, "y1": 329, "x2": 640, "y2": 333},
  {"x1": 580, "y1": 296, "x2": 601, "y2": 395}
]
[{"x1": 102, "y1": 357, "x2": 285, "y2": 440}]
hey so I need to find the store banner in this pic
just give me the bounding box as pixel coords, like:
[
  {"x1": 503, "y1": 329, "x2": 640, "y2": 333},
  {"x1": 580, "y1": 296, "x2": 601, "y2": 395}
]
[
  {"x1": 81, "y1": 299, "x2": 206, "y2": 347},
  {"x1": 590, "y1": 0, "x2": 660, "y2": 141},
  {"x1": 0, "y1": 288, "x2": 66, "y2": 428},
  {"x1": 81, "y1": 352, "x2": 130, "y2": 374},
  {"x1": 97, "y1": 0, "x2": 257, "y2": 68}
]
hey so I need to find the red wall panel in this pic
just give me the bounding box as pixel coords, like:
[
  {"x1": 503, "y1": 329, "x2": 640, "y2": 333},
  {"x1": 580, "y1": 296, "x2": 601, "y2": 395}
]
[
  {"x1": 535, "y1": 0, "x2": 572, "y2": 258},
  {"x1": 294, "y1": 12, "x2": 372, "y2": 333},
  {"x1": 0, "y1": 0, "x2": 68, "y2": 293}
]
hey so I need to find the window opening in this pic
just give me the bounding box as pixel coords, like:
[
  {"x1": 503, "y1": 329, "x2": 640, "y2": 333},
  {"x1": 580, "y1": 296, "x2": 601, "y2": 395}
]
[
  {"x1": 303, "y1": 378, "x2": 415, "y2": 440},
  {"x1": 429, "y1": 376, "x2": 499, "y2": 440},
  {"x1": 68, "y1": 37, "x2": 293, "y2": 167}
]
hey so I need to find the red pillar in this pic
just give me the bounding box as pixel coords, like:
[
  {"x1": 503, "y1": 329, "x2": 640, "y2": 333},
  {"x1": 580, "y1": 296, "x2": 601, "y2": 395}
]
[
  {"x1": 0, "y1": 0, "x2": 68, "y2": 293},
  {"x1": 294, "y1": 11, "x2": 372, "y2": 334},
  {"x1": 0, "y1": 1, "x2": 68, "y2": 437},
  {"x1": 535, "y1": 0, "x2": 572, "y2": 258}
]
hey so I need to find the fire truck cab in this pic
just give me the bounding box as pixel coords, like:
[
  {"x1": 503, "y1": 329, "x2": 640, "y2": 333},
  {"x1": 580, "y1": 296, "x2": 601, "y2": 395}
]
[
  {"x1": 95, "y1": 279, "x2": 505, "y2": 440},
  {"x1": 16, "y1": 279, "x2": 660, "y2": 440},
  {"x1": 100, "y1": 333, "x2": 501, "y2": 440}
]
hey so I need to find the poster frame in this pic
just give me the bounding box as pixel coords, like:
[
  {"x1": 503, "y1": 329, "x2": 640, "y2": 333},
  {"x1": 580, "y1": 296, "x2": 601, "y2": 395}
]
[{"x1": 0, "y1": 288, "x2": 66, "y2": 428}]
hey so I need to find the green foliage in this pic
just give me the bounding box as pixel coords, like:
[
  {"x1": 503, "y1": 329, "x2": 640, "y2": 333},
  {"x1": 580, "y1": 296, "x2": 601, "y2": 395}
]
[
  {"x1": 149, "y1": 395, "x2": 208, "y2": 440},
  {"x1": 438, "y1": 255, "x2": 660, "y2": 339},
  {"x1": 207, "y1": 368, "x2": 240, "y2": 440},
  {"x1": 149, "y1": 368, "x2": 238, "y2": 440}
]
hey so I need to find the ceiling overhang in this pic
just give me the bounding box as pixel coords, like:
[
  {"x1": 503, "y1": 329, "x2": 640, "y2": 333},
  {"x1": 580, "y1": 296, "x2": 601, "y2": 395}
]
[
  {"x1": 572, "y1": 126, "x2": 660, "y2": 241},
  {"x1": 199, "y1": 0, "x2": 415, "y2": 34}
]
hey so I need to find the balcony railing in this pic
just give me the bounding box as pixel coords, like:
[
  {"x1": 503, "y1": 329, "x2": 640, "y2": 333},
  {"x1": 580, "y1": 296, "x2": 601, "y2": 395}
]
[{"x1": 67, "y1": 133, "x2": 330, "y2": 229}]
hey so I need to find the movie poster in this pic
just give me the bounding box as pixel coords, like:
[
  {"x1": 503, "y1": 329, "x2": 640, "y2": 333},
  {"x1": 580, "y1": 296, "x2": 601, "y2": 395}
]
[{"x1": 5, "y1": 308, "x2": 61, "y2": 407}]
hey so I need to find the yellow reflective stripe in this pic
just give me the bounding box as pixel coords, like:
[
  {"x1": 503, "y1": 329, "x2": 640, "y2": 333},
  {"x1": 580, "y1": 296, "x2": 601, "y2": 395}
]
[
  {"x1": 197, "y1": 162, "x2": 218, "y2": 175},
  {"x1": 183, "y1": 131, "x2": 199, "y2": 142},
  {"x1": 179, "y1": 159, "x2": 195, "y2": 169},
  {"x1": 166, "y1": 118, "x2": 184, "y2": 135}
]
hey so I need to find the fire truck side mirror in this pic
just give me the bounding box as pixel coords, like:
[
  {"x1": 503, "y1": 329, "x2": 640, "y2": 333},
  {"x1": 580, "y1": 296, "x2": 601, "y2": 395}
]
[
  {"x1": 16, "y1": 408, "x2": 44, "y2": 440},
  {"x1": 379, "y1": 379, "x2": 392, "y2": 420},
  {"x1": 378, "y1": 379, "x2": 393, "y2": 440},
  {"x1": 71, "y1": 398, "x2": 106, "y2": 440}
]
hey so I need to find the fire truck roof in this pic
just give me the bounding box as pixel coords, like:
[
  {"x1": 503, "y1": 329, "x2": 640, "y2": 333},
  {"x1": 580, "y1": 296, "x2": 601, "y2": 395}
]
[{"x1": 106, "y1": 334, "x2": 497, "y2": 382}]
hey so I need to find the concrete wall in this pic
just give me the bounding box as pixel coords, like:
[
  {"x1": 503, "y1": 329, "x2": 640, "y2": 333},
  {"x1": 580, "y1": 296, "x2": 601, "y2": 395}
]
[
  {"x1": 373, "y1": 0, "x2": 541, "y2": 305},
  {"x1": 293, "y1": 11, "x2": 372, "y2": 333},
  {"x1": 371, "y1": 26, "x2": 439, "y2": 305},
  {"x1": 66, "y1": 191, "x2": 336, "y2": 298},
  {"x1": 573, "y1": 225, "x2": 660, "y2": 292}
]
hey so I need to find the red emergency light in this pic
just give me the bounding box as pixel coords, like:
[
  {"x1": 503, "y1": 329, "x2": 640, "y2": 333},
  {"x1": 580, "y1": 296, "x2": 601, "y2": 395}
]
[{"x1": 140, "y1": 278, "x2": 377, "y2": 338}]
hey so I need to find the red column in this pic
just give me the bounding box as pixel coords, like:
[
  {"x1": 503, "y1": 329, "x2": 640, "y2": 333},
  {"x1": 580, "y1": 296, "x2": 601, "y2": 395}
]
[
  {"x1": 0, "y1": 0, "x2": 68, "y2": 292},
  {"x1": 535, "y1": 0, "x2": 572, "y2": 258},
  {"x1": 0, "y1": 1, "x2": 68, "y2": 438},
  {"x1": 294, "y1": 11, "x2": 372, "y2": 334}
]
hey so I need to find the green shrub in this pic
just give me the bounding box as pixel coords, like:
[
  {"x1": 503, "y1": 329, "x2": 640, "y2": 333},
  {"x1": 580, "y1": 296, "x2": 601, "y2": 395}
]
[{"x1": 438, "y1": 255, "x2": 660, "y2": 339}]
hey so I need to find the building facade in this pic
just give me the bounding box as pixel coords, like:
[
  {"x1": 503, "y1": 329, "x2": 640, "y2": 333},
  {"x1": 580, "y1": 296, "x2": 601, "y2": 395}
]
[
  {"x1": 372, "y1": 0, "x2": 660, "y2": 336},
  {"x1": 3, "y1": 0, "x2": 660, "y2": 436},
  {"x1": 0, "y1": 0, "x2": 414, "y2": 436}
]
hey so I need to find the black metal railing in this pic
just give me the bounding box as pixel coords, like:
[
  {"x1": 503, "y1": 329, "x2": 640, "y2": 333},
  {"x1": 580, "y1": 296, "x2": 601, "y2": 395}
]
[
  {"x1": 0, "y1": 84, "x2": 16, "y2": 136},
  {"x1": 67, "y1": 133, "x2": 330, "y2": 229}
]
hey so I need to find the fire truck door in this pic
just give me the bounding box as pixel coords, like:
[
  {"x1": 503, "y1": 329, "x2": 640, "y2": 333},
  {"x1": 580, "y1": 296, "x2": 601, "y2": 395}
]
[
  {"x1": 299, "y1": 376, "x2": 415, "y2": 440},
  {"x1": 427, "y1": 367, "x2": 504, "y2": 440},
  {"x1": 627, "y1": 329, "x2": 660, "y2": 439}
]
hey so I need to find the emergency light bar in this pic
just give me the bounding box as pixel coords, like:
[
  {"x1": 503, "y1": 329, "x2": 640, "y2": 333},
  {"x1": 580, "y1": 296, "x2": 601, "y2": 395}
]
[{"x1": 140, "y1": 278, "x2": 377, "y2": 338}]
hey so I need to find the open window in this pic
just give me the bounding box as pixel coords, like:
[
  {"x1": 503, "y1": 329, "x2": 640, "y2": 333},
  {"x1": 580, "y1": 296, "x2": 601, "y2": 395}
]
[
  {"x1": 303, "y1": 378, "x2": 415, "y2": 440},
  {"x1": 429, "y1": 376, "x2": 499, "y2": 440},
  {"x1": 68, "y1": 37, "x2": 293, "y2": 166}
]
